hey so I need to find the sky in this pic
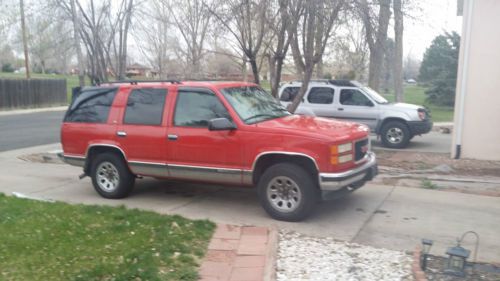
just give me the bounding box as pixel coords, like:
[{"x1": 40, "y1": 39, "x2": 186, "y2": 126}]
[{"x1": 403, "y1": 0, "x2": 463, "y2": 60}]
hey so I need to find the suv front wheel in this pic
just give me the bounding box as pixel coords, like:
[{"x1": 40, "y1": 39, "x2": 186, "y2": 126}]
[
  {"x1": 257, "y1": 163, "x2": 318, "y2": 222},
  {"x1": 90, "y1": 153, "x2": 135, "y2": 199},
  {"x1": 380, "y1": 121, "x2": 411, "y2": 149}
]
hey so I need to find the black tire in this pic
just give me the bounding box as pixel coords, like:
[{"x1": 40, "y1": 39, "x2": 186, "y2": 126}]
[
  {"x1": 90, "y1": 152, "x2": 135, "y2": 199},
  {"x1": 380, "y1": 121, "x2": 411, "y2": 149},
  {"x1": 257, "y1": 163, "x2": 318, "y2": 222}
]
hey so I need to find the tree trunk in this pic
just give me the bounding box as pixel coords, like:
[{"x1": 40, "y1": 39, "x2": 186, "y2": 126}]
[
  {"x1": 20, "y1": 0, "x2": 30, "y2": 79},
  {"x1": 288, "y1": 66, "x2": 313, "y2": 113},
  {"x1": 249, "y1": 57, "x2": 260, "y2": 84},
  {"x1": 70, "y1": 0, "x2": 85, "y2": 87},
  {"x1": 393, "y1": 0, "x2": 404, "y2": 102},
  {"x1": 366, "y1": 0, "x2": 391, "y2": 92}
]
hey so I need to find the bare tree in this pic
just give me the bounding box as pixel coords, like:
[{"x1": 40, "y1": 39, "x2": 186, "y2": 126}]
[
  {"x1": 70, "y1": 0, "x2": 85, "y2": 86},
  {"x1": 393, "y1": 0, "x2": 403, "y2": 101},
  {"x1": 133, "y1": 0, "x2": 172, "y2": 79},
  {"x1": 115, "y1": 0, "x2": 134, "y2": 80},
  {"x1": 20, "y1": 0, "x2": 30, "y2": 78},
  {"x1": 208, "y1": 0, "x2": 269, "y2": 84},
  {"x1": 356, "y1": 0, "x2": 391, "y2": 92},
  {"x1": 166, "y1": 0, "x2": 214, "y2": 79},
  {"x1": 287, "y1": 0, "x2": 344, "y2": 113},
  {"x1": 266, "y1": 0, "x2": 293, "y2": 97}
]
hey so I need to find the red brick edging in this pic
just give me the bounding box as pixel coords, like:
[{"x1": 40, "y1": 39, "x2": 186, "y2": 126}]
[
  {"x1": 412, "y1": 246, "x2": 428, "y2": 281},
  {"x1": 199, "y1": 224, "x2": 277, "y2": 281}
]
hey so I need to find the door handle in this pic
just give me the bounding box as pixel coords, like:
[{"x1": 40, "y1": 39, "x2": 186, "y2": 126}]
[
  {"x1": 168, "y1": 134, "x2": 178, "y2": 141},
  {"x1": 117, "y1": 131, "x2": 127, "y2": 137},
  {"x1": 338, "y1": 108, "x2": 344, "y2": 111}
]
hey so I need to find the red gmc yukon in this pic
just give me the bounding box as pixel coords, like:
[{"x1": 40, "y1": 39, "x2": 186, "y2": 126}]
[{"x1": 61, "y1": 81, "x2": 377, "y2": 221}]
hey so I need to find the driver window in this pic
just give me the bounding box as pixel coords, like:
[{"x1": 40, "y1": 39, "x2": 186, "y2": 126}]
[
  {"x1": 340, "y1": 89, "x2": 373, "y2": 106},
  {"x1": 174, "y1": 90, "x2": 231, "y2": 127}
]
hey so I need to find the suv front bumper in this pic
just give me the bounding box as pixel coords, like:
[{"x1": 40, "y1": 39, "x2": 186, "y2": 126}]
[
  {"x1": 408, "y1": 120, "x2": 433, "y2": 135},
  {"x1": 318, "y1": 152, "x2": 378, "y2": 194}
]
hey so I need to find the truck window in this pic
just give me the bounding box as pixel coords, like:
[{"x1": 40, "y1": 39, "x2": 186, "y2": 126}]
[
  {"x1": 307, "y1": 87, "x2": 334, "y2": 104},
  {"x1": 280, "y1": 87, "x2": 300, "y2": 102},
  {"x1": 64, "y1": 87, "x2": 118, "y2": 123},
  {"x1": 174, "y1": 90, "x2": 231, "y2": 127},
  {"x1": 124, "y1": 88, "x2": 167, "y2": 126},
  {"x1": 340, "y1": 89, "x2": 374, "y2": 106}
]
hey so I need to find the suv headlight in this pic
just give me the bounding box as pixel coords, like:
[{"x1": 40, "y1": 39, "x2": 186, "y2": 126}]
[
  {"x1": 330, "y1": 142, "x2": 353, "y2": 164},
  {"x1": 330, "y1": 142, "x2": 352, "y2": 154}
]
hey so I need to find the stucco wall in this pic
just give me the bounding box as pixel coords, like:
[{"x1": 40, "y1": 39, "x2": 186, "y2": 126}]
[{"x1": 452, "y1": 0, "x2": 500, "y2": 160}]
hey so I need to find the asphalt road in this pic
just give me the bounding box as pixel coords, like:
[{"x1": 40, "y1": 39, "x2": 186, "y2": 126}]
[
  {"x1": 0, "y1": 109, "x2": 452, "y2": 153},
  {"x1": 371, "y1": 131, "x2": 452, "y2": 154},
  {"x1": 0, "y1": 110, "x2": 65, "y2": 152}
]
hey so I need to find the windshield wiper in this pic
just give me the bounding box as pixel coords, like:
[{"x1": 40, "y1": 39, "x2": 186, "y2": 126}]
[{"x1": 244, "y1": 114, "x2": 279, "y2": 123}]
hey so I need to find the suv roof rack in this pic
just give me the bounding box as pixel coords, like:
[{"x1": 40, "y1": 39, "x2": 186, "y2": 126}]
[
  {"x1": 288, "y1": 79, "x2": 357, "y2": 87},
  {"x1": 101, "y1": 79, "x2": 182, "y2": 85}
]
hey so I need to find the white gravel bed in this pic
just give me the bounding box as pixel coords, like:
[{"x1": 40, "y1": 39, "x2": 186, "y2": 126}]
[{"x1": 277, "y1": 231, "x2": 413, "y2": 281}]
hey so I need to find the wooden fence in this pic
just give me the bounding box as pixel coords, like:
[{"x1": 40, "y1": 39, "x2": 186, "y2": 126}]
[{"x1": 0, "y1": 79, "x2": 67, "y2": 110}]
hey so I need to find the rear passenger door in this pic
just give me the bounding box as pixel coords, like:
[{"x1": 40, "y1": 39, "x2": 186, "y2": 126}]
[{"x1": 116, "y1": 88, "x2": 168, "y2": 177}]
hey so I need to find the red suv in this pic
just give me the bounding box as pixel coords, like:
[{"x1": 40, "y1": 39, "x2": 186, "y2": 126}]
[{"x1": 61, "y1": 81, "x2": 377, "y2": 221}]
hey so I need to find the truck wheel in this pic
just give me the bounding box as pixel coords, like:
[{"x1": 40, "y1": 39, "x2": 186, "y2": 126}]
[
  {"x1": 257, "y1": 163, "x2": 318, "y2": 222},
  {"x1": 90, "y1": 153, "x2": 135, "y2": 199},
  {"x1": 381, "y1": 121, "x2": 410, "y2": 149}
]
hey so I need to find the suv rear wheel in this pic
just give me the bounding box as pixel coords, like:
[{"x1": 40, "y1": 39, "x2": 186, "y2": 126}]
[
  {"x1": 257, "y1": 163, "x2": 318, "y2": 222},
  {"x1": 90, "y1": 153, "x2": 135, "y2": 199},
  {"x1": 380, "y1": 121, "x2": 410, "y2": 149}
]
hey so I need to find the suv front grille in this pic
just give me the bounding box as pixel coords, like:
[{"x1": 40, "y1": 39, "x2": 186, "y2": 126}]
[{"x1": 354, "y1": 138, "x2": 369, "y2": 162}]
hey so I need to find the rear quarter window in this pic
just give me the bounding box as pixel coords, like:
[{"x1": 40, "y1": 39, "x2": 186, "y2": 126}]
[{"x1": 64, "y1": 87, "x2": 118, "y2": 123}]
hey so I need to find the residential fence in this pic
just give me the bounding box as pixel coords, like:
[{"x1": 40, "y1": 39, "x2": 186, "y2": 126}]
[{"x1": 0, "y1": 79, "x2": 67, "y2": 110}]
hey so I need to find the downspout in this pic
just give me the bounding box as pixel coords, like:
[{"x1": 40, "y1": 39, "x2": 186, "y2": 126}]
[{"x1": 454, "y1": 0, "x2": 474, "y2": 159}]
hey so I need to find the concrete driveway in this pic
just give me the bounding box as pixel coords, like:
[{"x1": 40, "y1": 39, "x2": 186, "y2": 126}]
[{"x1": 1, "y1": 143, "x2": 499, "y2": 263}]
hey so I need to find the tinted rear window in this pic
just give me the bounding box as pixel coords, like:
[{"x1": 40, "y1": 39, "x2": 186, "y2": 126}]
[
  {"x1": 124, "y1": 88, "x2": 167, "y2": 125},
  {"x1": 64, "y1": 87, "x2": 118, "y2": 123}
]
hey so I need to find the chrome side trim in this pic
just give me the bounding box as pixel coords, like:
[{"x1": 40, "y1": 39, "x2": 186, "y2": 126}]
[
  {"x1": 319, "y1": 152, "x2": 377, "y2": 191},
  {"x1": 128, "y1": 161, "x2": 168, "y2": 177},
  {"x1": 242, "y1": 170, "x2": 253, "y2": 185},
  {"x1": 168, "y1": 164, "x2": 242, "y2": 184},
  {"x1": 251, "y1": 151, "x2": 319, "y2": 171},
  {"x1": 62, "y1": 154, "x2": 85, "y2": 167}
]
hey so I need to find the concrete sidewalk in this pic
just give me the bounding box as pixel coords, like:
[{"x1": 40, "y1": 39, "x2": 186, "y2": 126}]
[{"x1": 1, "y1": 144, "x2": 499, "y2": 263}]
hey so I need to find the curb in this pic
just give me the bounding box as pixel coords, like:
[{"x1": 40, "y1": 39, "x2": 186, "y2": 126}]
[
  {"x1": 0, "y1": 106, "x2": 67, "y2": 116},
  {"x1": 412, "y1": 246, "x2": 428, "y2": 281},
  {"x1": 199, "y1": 224, "x2": 276, "y2": 281}
]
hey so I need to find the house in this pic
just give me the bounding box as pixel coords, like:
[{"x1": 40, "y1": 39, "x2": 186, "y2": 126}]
[
  {"x1": 452, "y1": 0, "x2": 500, "y2": 160},
  {"x1": 126, "y1": 63, "x2": 153, "y2": 78}
]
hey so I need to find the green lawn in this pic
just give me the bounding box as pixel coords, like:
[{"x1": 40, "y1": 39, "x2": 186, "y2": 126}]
[
  {"x1": 0, "y1": 193, "x2": 215, "y2": 281},
  {"x1": 382, "y1": 84, "x2": 455, "y2": 122}
]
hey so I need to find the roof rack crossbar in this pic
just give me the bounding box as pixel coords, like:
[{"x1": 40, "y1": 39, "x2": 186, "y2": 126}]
[{"x1": 103, "y1": 79, "x2": 182, "y2": 85}]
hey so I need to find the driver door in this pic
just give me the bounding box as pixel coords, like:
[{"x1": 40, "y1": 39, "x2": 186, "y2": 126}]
[
  {"x1": 334, "y1": 88, "x2": 379, "y2": 131},
  {"x1": 166, "y1": 87, "x2": 243, "y2": 184}
]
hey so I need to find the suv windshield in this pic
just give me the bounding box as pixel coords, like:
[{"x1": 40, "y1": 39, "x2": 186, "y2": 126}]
[
  {"x1": 221, "y1": 86, "x2": 290, "y2": 124},
  {"x1": 362, "y1": 86, "x2": 389, "y2": 104}
]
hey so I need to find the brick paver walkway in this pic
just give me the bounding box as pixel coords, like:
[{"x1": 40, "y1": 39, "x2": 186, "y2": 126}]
[{"x1": 199, "y1": 224, "x2": 275, "y2": 281}]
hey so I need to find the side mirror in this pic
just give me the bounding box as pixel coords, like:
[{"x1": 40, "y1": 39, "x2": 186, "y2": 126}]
[{"x1": 208, "y1": 118, "x2": 237, "y2": 131}]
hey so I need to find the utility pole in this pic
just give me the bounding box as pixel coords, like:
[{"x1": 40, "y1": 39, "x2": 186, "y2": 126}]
[{"x1": 20, "y1": 0, "x2": 30, "y2": 79}]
